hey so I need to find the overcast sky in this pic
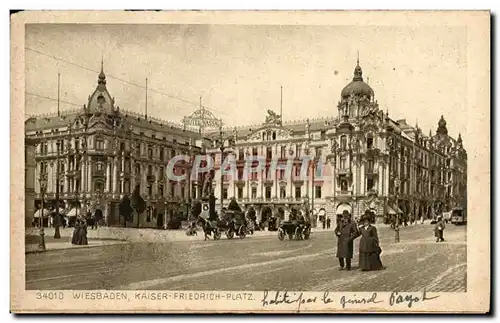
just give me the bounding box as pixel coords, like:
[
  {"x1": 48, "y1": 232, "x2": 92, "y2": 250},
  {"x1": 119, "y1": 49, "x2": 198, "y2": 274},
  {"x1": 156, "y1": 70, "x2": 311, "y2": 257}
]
[{"x1": 25, "y1": 24, "x2": 467, "y2": 144}]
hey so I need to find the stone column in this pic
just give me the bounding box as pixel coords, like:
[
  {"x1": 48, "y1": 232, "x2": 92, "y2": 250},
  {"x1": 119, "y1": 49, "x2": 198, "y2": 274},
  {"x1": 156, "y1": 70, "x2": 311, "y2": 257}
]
[
  {"x1": 352, "y1": 163, "x2": 357, "y2": 195},
  {"x1": 112, "y1": 157, "x2": 118, "y2": 194},
  {"x1": 384, "y1": 164, "x2": 390, "y2": 196},
  {"x1": 105, "y1": 158, "x2": 111, "y2": 193},
  {"x1": 379, "y1": 162, "x2": 384, "y2": 194},
  {"x1": 360, "y1": 161, "x2": 365, "y2": 195},
  {"x1": 87, "y1": 158, "x2": 92, "y2": 193}
]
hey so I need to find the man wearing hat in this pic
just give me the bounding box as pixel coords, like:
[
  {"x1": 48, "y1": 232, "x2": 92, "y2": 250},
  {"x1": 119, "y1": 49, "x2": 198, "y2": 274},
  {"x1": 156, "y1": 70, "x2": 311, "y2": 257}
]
[
  {"x1": 434, "y1": 214, "x2": 446, "y2": 242},
  {"x1": 334, "y1": 210, "x2": 360, "y2": 270}
]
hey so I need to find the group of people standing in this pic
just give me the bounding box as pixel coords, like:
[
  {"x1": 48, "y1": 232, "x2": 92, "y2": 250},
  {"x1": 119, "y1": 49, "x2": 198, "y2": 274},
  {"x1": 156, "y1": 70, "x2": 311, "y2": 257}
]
[
  {"x1": 71, "y1": 218, "x2": 89, "y2": 245},
  {"x1": 335, "y1": 210, "x2": 384, "y2": 271}
]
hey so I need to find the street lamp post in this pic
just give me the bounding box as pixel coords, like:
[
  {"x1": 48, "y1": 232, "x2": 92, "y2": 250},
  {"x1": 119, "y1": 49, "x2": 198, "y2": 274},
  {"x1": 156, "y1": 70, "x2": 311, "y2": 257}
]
[
  {"x1": 54, "y1": 141, "x2": 61, "y2": 239},
  {"x1": 38, "y1": 173, "x2": 48, "y2": 250},
  {"x1": 394, "y1": 177, "x2": 401, "y2": 243},
  {"x1": 218, "y1": 126, "x2": 226, "y2": 210}
]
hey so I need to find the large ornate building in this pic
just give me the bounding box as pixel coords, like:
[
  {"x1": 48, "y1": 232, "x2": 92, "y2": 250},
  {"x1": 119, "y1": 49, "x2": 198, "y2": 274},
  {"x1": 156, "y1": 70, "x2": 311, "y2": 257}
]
[
  {"x1": 25, "y1": 64, "x2": 205, "y2": 228},
  {"x1": 25, "y1": 60, "x2": 467, "y2": 228},
  {"x1": 205, "y1": 60, "x2": 467, "y2": 226}
]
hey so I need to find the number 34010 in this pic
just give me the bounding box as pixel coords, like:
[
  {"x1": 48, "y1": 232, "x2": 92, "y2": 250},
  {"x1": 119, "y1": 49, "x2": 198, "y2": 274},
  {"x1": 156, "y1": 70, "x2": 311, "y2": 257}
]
[{"x1": 36, "y1": 292, "x2": 64, "y2": 300}]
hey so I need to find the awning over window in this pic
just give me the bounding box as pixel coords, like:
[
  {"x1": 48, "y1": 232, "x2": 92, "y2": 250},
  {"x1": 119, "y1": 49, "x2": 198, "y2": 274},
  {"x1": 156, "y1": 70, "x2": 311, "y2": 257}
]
[
  {"x1": 387, "y1": 205, "x2": 403, "y2": 215},
  {"x1": 336, "y1": 203, "x2": 352, "y2": 215},
  {"x1": 66, "y1": 208, "x2": 80, "y2": 217},
  {"x1": 33, "y1": 209, "x2": 50, "y2": 218}
]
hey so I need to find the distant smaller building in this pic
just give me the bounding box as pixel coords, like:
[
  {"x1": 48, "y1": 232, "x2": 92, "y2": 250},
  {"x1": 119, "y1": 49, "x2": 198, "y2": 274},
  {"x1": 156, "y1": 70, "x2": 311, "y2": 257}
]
[{"x1": 25, "y1": 138, "x2": 37, "y2": 227}]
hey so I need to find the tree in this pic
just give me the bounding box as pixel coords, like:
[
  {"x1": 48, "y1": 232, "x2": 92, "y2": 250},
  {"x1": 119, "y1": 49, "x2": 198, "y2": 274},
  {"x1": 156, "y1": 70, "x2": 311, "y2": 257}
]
[
  {"x1": 130, "y1": 185, "x2": 146, "y2": 228},
  {"x1": 119, "y1": 195, "x2": 133, "y2": 227},
  {"x1": 227, "y1": 197, "x2": 241, "y2": 212}
]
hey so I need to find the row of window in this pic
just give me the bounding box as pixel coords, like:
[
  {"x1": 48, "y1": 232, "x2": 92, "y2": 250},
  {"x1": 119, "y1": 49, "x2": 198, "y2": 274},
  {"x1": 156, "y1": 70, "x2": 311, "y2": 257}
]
[
  {"x1": 235, "y1": 145, "x2": 324, "y2": 160},
  {"x1": 222, "y1": 185, "x2": 323, "y2": 200}
]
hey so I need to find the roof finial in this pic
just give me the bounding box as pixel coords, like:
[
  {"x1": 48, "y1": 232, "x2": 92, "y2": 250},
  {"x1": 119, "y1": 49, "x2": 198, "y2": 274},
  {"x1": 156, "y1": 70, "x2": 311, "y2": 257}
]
[
  {"x1": 357, "y1": 50, "x2": 359, "y2": 66},
  {"x1": 101, "y1": 54, "x2": 104, "y2": 73}
]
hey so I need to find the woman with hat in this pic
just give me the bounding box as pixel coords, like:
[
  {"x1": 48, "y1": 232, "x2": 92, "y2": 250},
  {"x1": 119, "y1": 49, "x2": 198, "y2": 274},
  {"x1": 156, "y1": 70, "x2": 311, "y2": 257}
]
[
  {"x1": 358, "y1": 212, "x2": 384, "y2": 271},
  {"x1": 334, "y1": 210, "x2": 360, "y2": 271}
]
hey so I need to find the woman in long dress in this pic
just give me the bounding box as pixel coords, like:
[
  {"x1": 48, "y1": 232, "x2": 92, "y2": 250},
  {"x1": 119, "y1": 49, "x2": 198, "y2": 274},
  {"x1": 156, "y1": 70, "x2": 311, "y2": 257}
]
[
  {"x1": 358, "y1": 215, "x2": 384, "y2": 271},
  {"x1": 71, "y1": 220, "x2": 81, "y2": 245},
  {"x1": 77, "y1": 219, "x2": 89, "y2": 245}
]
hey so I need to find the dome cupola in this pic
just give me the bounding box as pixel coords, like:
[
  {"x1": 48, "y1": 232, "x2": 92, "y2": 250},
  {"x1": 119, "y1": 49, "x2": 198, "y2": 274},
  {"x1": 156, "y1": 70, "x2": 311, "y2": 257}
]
[
  {"x1": 341, "y1": 58, "x2": 374, "y2": 99},
  {"x1": 437, "y1": 115, "x2": 448, "y2": 136}
]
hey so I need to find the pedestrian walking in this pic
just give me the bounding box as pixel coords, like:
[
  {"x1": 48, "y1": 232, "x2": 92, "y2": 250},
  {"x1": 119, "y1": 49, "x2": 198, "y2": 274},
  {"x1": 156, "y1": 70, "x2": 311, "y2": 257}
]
[
  {"x1": 334, "y1": 211, "x2": 360, "y2": 271},
  {"x1": 434, "y1": 215, "x2": 446, "y2": 242},
  {"x1": 358, "y1": 214, "x2": 384, "y2": 271}
]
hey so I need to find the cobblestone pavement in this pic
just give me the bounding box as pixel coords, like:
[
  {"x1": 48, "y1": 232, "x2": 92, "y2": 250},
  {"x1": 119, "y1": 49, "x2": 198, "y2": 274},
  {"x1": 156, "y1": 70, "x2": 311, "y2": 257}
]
[{"x1": 25, "y1": 223, "x2": 466, "y2": 292}]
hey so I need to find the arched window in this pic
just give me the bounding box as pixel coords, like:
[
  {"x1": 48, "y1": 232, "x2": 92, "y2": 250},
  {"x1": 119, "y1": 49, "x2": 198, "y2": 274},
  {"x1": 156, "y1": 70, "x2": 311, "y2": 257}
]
[{"x1": 272, "y1": 131, "x2": 276, "y2": 140}]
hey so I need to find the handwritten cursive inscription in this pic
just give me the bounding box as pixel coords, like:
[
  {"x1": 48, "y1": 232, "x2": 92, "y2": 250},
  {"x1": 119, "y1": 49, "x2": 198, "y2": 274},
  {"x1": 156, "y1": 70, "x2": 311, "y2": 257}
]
[
  {"x1": 261, "y1": 291, "x2": 318, "y2": 311},
  {"x1": 389, "y1": 289, "x2": 440, "y2": 308},
  {"x1": 339, "y1": 293, "x2": 383, "y2": 309}
]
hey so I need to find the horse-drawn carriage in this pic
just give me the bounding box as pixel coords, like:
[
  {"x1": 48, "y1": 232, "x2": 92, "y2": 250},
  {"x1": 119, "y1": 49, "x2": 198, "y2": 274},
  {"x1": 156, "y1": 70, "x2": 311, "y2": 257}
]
[
  {"x1": 197, "y1": 210, "x2": 247, "y2": 240},
  {"x1": 278, "y1": 219, "x2": 311, "y2": 241}
]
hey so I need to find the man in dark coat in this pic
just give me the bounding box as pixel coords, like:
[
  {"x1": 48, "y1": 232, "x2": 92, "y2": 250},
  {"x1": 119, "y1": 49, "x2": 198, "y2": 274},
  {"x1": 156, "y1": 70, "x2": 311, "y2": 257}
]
[
  {"x1": 334, "y1": 211, "x2": 360, "y2": 270},
  {"x1": 434, "y1": 215, "x2": 446, "y2": 242}
]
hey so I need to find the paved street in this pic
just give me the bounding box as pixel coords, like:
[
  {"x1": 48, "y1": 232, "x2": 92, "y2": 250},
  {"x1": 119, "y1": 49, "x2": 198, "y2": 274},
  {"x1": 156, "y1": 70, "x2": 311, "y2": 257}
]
[{"x1": 25, "y1": 224, "x2": 466, "y2": 292}]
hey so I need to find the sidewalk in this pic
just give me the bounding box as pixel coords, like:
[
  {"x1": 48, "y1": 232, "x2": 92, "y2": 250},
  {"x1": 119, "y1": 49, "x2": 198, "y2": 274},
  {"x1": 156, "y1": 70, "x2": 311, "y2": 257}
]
[{"x1": 25, "y1": 227, "x2": 127, "y2": 254}]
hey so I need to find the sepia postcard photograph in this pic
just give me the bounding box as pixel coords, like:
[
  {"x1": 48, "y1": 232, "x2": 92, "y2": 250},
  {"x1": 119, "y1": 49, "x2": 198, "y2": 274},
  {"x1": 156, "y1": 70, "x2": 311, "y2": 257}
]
[{"x1": 10, "y1": 10, "x2": 490, "y2": 313}]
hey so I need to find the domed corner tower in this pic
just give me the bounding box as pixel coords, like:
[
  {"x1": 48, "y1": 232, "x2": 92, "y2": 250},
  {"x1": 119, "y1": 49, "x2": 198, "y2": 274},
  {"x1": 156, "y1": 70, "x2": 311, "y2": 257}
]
[
  {"x1": 337, "y1": 58, "x2": 376, "y2": 120},
  {"x1": 84, "y1": 60, "x2": 122, "y2": 130}
]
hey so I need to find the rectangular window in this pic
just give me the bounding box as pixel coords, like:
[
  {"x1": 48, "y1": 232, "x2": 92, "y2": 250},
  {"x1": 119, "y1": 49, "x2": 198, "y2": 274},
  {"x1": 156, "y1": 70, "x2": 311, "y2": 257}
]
[
  {"x1": 237, "y1": 149, "x2": 243, "y2": 160},
  {"x1": 281, "y1": 146, "x2": 286, "y2": 158},
  {"x1": 265, "y1": 186, "x2": 272, "y2": 199},
  {"x1": 367, "y1": 137, "x2": 374, "y2": 149},
  {"x1": 315, "y1": 186, "x2": 322, "y2": 199},
  {"x1": 181, "y1": 186, "x2": 185, "y2": 198},
  {"x1": 251, "y1": 187, "x2": 257, "y2": 199},
  {"x1": 340, "y1": 157, "x2": 347, "y2": 169},
  {"x1": 96, "y1": 139, "x2": 105, "y2": 150},
  {"x1": 147, "y1": 185, "x2": 153, "y2": 197},
  {"x1": 340, "y1": 136, "x2": 347, "y2": 150},
  {"x1": 237, "y1": 187, "x2": 243, "y2": 199},
  {"x1": 295, "y1": 144, "x2": 301, "y2": 157},
  {"x1": 367, "y1": 178, "x2": 374, "y2": 191},
  {"x1": 266, "y1": 147, "x2": 272, "y2": 159},
  {"x1": 315, "y1": 147, "x2": 322, "y2": 157},
  {"x1": 295, "y1": 186, "x2": 301, "y2": 199},
  {"x1": 160, "y1": 147, "x2": 164, "y2": 161},
  {"x1": 222, "y1": 187, "x2": 228, "y2": 199},
  {"x1": 74, "y1": 138, "x2": 79, "y2": 151},
  {"x1": 252, "y1": 147, "x2": 258, "y2": 156},
  {"x1": 125, "y1": 180, "x2": 130, "y2": 194},
  {"x1": 159, "y1": 185, "x2": 164, "y2": 197}
]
